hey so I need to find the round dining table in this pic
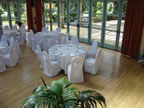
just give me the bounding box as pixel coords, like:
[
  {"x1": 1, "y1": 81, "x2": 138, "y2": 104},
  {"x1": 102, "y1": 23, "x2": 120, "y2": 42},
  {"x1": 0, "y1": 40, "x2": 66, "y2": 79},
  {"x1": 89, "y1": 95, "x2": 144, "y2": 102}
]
[
  {"x1": 3, "y1": 30, "x2": 19, "y2": 37},
  {"x1": 48, "y1": 44, "x2": 87, "y2": 74},
  {"x1": 35, "y1": 31, "x2": 65, "y2": 51}
]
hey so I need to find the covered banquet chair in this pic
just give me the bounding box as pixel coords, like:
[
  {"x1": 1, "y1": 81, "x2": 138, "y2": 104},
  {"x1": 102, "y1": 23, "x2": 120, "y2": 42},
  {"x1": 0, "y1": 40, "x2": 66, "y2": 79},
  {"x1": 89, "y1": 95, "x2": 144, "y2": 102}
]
[
  {"x1": 84, "y1": 48, "x2": 102, "y2": 74},
  {"x1": 14, "y1": 40, "x2": 21, "y2": 58},
  {"x1": 61, "y1": 33, "x2": 69, "y2": 44},
  {"x1": 42, "y1": 51, "x2": 61, "y2": 77},
  {"x1": 9, "y1": 37, "x2": 15, "y2": 46},
  {"x1": 12, "y1": 25, "x2": 17, "y2": 31},
  {"x1": 36, "y1": 45, "x2": 43, "y2": 69},
  {"x1": 2, "y1": 44, "x2": 19, "y2": 67},
  {"x1": 67, "y1": 56, "x2": 84, "y2": 83},
  {"x1": 3, "y1": 25, "x2": 9, "y2": 31},
  {"x1": 56, "y1": 27, "x2": 61, "y2": 33},
  {"x1": 19, "y1": 24, "x2": 26, "y2": 44},
  {"x1": 71, "y1": 37, "x2": 79, "y2": 46},
  {"x1": 1, "y1": 35, "x2": 9, "y2": 43},
  {"x1": 42, "y1": 27, "x2": 48, "y2": 32},
  {"x1": 27, "y1": 29, "x2": 34, "y2": 48},
  {"x1": 87, "y1": 41, "x2": 98, "y2": 58},
  {"x1": 0, "y1": 55, "x2": 6, "y2": 72}
]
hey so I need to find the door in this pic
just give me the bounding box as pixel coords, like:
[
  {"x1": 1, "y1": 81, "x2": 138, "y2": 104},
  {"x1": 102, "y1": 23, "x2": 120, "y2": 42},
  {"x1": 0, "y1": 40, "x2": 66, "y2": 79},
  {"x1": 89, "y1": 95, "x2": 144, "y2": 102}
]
[
  {"x1": 79, "y1": 0, "x2": 89, "y2": 43},
  {"x1": 91, "y1": 0, "x2": 103, "y2": 44},
  {"x1": 103, "y1": 0, "x2": 125, "y2": 50},
  {"x1": 69, "y1": 0, "x2": 78, "y2": 38},
  {"x1": 43, "y1": 0, "x2": 127, "y2": 51}
]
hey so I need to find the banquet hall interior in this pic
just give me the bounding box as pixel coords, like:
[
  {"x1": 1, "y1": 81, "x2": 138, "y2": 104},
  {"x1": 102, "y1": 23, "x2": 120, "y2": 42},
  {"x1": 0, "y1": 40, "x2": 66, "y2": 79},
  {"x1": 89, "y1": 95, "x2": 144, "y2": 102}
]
[{"x1": 0, "y1": 0, "x2": 144, "y2": 108}]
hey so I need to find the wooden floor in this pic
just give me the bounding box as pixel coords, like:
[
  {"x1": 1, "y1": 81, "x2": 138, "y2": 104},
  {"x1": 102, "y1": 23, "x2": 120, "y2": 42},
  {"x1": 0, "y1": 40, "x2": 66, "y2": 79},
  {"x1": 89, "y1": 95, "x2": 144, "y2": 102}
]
[{"x1": 0, "y1": 43, "x2": 144, "y2": 108}]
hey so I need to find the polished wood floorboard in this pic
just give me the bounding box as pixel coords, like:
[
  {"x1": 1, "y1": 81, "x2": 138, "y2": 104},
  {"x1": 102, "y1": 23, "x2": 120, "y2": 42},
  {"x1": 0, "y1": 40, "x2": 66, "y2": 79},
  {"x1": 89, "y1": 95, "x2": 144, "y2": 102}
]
[{"x1": 0, "y1": 43, "x2": 144, "y2": 108}]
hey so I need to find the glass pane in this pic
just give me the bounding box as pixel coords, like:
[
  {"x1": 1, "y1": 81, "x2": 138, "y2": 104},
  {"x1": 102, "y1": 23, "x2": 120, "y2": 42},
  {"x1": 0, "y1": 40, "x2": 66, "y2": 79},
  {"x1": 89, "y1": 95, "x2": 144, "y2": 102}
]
[
  {"x1": 0, "y1": 2, "x2": 9, "y2": 28},
  {"x1": 80, "y1": 27, "x2": 88, "y2": 39},
  {"x1": 52, "y1": 22, "x2": 57, "y2": 31},
  {"x1": 91, "y1": 29, "x2": 101, "y2": 42},
  {"x1": 10, "y1": 1, "x2": 17, "y2": 26},
  {"x1": 44, "y1": 0, "x2": 50, "y2": 30},
  {"x1": 119, "y1": 33, "x2": 123, "y2": 48},
  {"x1": 80, "y1": 0, "x2": 89, "y2": 26},
  {"x1": 92, "y1": 1, "x2": 103, "y2": 15},
  {"x1": 69, "y1": 0, "x2": 77, "y2": 25},
  {"x1": 79, "y1": 0, "x2": 89, "y2": 40},
  {"x1": 91, "y1": 1, "x2": 103, "y2": 42},
  {"x1": 105, "y1": 31, "x2": 116, "y2": 45},
  {"x1": 121, "y1": 0, "x2": 126, "y2": 32},
  {"x1": 61, "y1": 24, "x2": 67, "y2": 34},
  {"x1": 60, "y1": 0, "x2": 67, "y2": 34},
  {"x1": 106, "y1": 17, "x2": 118, "y2": 31},
  {"x1": 106, "y1": 1, "x2": 119, "y2": 31},
  {"x1": 70, "y1": 13, "x2": 77, "y2": 25},
  {"x1": 60, "y1": 0, "x2": 67, "y2": 23},
  {"x1": 51, "y1": 0, "x2": 58, "y2": 31},
  {"x1": 121, "y1": 20, "x2": 124, "y2": 32},
  {"x1": 119, "y1": 0, "x2": 127, "y2": 48},
  {"x1": 92, "y1": 15, "x2": 102, "y2": 29},
  {"x1": 20, "y1": 0, "x2": 27, "y2": 29},
  {"x1": 105, "y1": 1, "x2": 119, "y2": 46},
  {"x1": 69, "y1": 26, "x2": 77, "y2": 37}
]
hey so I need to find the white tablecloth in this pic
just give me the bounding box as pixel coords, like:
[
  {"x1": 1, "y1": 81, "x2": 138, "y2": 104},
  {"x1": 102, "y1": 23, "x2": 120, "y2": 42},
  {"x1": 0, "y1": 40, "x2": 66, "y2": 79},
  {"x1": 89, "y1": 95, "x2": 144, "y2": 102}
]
[
  {"x1": 3, "y1": 30, "x2": 19, "y2": 36},
  {"x1": 48, "y1": 44, "x2": 87, "y2": 74},
  {"x1": 35, "y1": 31, "x2": 65, "y2": 50},
  {"x1": 37, "y1": 31, "x2": 64, "y2": 37},
  {"x1": 0, "y1": 42, "x2": 8, "y2": 55}
]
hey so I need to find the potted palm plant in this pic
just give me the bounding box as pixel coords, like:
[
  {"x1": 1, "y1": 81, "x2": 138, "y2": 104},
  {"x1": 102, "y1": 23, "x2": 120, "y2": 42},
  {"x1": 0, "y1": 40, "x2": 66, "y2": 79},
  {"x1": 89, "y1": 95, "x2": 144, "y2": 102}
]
[{"x1": 22, "y1": 77, "x2": 106, "y2": 108}]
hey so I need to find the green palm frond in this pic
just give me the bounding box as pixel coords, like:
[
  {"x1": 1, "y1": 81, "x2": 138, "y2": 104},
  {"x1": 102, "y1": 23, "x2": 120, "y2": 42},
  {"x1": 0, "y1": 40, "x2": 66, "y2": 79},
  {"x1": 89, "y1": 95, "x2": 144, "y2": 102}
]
[
  {"x1": 76, "y1": 90, "x2": 106, "y2": 108},
  {"x1": 41, "y1": 77, "x2": 48, "y2": 88},
  {"x1": 33, "y1": 85, "x2": 47, "y2": 93},
  {"x1": 22, "y1": 78, "x2": 106, "y2": 108},
  {"x1": 22, "y1": 89, "x2": 58, "y2": 108}
]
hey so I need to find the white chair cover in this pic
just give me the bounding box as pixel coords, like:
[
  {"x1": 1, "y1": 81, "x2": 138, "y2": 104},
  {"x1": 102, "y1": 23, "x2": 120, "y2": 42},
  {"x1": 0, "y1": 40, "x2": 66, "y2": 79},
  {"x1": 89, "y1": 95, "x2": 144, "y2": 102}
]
[
  {"x1": 36, "y1": 45, "x2": 43, "y2": 69},
  {"x1": 42, "y1": 51, "x2": 61, "y2": 77},
  {"x1": 9, "y1": 37, "x2": 15, "y2": 46},
  {"x1": 0, "y1": 55, "x2": 6, "y2": 72},
  {"x1": 87, "y1": 41, "x2": 98, "y2": 58},
  {"x1": 36, "y1": 34, "x2": 43, "y2": 50},
  {"x1": 0, "y1": 41, "x2": 8, "y2": 55},
  {"x1": 0, "y1": 41, "x2": 8, "y2": 47},
  {"x1": 31, "y1": 38, "x2": 37, "y2": 51},
  {"x1": 60, "y1": 36, "x2": 65, "y2": 44},
  {"x1": 71, "y1": 37, "x2": 79, "y2": 46},
  {"x1": 46, "y1": 26, "x2": 49, "y2": 31},
  {"x1": 42, "y1": 27, "x2": 48, "y2": 32},
  {"x1": 56, "y1": 27, "x2": 61, "y2": 33},
  {"x1": 12, "y1": 25, "x2": 17, "y2": 31},
  {"x1": 60, "y1": 33, "x2": 69, "y2": 44},
  {"x1": 65, "y1": 33, "x2": 69, "y2": 44},
  {"x1": 2, "y1": 45, "x2": 18, "y2": 67},
  {"x1": 28, "y1": 29, "x2": 34, "y2": 48},
  {"x1": 14, "y1": 40, "x2": 21, "y2": 57},
  {"x1": 67, "y1": 56, "x2": 84, "y2": 83},
  {"x1": 1, "y1": 35, "x2": 9, "y2": 42},
  {"x1": 84, "y1": 48, "x2": 101, "y2": 74},
  {"x1": 3, "y1": 25, "x2": 9, "y2": 31},
  {"x1": 43, "y1": 37, "x2": 51, "y2": 51},
  {"x1": 20, "y1": 24, "x2": 26, "y2": 44}
]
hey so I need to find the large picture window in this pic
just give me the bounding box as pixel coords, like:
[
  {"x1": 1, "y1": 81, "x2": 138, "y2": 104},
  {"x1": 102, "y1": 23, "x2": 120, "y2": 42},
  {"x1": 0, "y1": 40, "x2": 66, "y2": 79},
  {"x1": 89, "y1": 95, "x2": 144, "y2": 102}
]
[{"x1": 43, "y1": 0, "x2": 127, "y2": 51}]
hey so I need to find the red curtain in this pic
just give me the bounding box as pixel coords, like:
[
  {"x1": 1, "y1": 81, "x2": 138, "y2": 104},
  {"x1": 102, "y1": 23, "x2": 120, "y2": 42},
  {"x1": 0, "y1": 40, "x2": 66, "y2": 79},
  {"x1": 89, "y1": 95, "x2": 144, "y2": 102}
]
[
  {"x1": 121, "y1": 0, "x2": 144, "y2": 58},
  {"x1": 26, "y1": 0, "x2": 33, "y2": 31},
  {"x1": 26, "y1": 0, "x2": 43, "y2": 32},
  {"x1": 35, "y1": 0, "x2": 43, "y2": 32}
]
